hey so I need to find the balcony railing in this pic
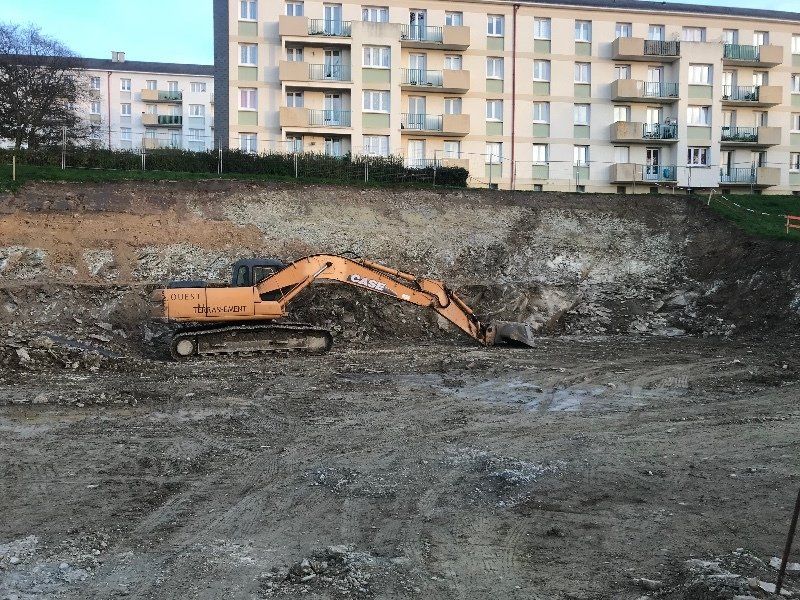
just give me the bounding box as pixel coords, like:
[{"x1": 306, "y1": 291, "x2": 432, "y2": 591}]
[
  {"x1": 644, "y1": 165, "x2": 677, "y2": 181},
  {"x1": 400, "y1": 25, "x2": 444, "y2": 43},
  {"x1": 642, "y1": 123, "x2": 678, "y2": 140},
  {"x1": 401, "y1": 69, "x2": 443, "y2": 87},
  {"x1": 308, "y1": 19, "x2": 352, "y2": 37},
  {"x1": 157, "y1": 115, "x2": 183, "y2": 126},
  {"x1": 643, "y1": 40, "x2": 680, "y2": 57},
  {"x1": 638, "y1": 81, "x2": 679, "y2": 98},
  {"x1": 720, "y1": 166, "x2": 755, "y2": 183},
  {"x1": 308, "y1": 63, "x2": 351, "y2": 81},
  {"x1": 401, "y1": 113, "x2": 443, "y2": 131},
  {"x1": 405, "y1": 158, "x2": 441, "y2": 169},
  {"x1": 724, "y1": 44, "x2": 760, "y2": 61},
  {"x1": 721, "y1": 126, "x2": 758, "y2": 142},
  {"x1": 308, "y1": 109, "x2": 351, "y2": 127},
  {"x1": 160, "y1": 91, "x2": 181, "y2": 101},
  {"x1": 722, "y1": 85, "x2": 761, "y2": 102}
]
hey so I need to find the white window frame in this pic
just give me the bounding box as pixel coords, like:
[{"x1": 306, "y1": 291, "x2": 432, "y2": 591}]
[
  {"x1": 239, "y1": 43, "x2": 258, "y2": 66},
  {"x1": 189, "y1": 128, "x2": 203, "y2": 140},
  {"x1": 486, "y1": 99, "x2": 503, "y2": 122},
  {"x1": 574, "y1": 145, "x2": 589, "y2": 166},
  {"x1": 286, "y1": 91, "x2": 304, "y2": 108},
  {"x1": 239, "y1": 87, "x2": 257, "y2": 110},
  {"x1": 445, "y1": 12, "x2": 463, "y2": 26},
  {"x1": 614, "y1": 65, "x2": 631, "y2": 80},
  {"x1": 120, "y1": 103, "x2": 131, "y2": 116},
  {"x1": 575, "y1": 20, "x2": 591, "y2": 42},
  {"x1": 532, "y1": 144, "x2": 548, "y2": 164},
  {"x1": 190, "y1": 82, "x2": 207, "y2": 93},
  {"x1": 687, "y1": 106, "x2": 710, "y2": 126},
  {"x1": 120, "y1": 127, "x2": 132, "y2": 142},
  {"x1": 791, "y1": 113, "x2": 800, "y2": 132},
  {"x1": 146, "y1": 80, "x2": 157, "y2": 90},
  {"x1": 682, "y1": 27, "x2": 706, "y2": 42},
  {"x1": 287, "y1": 47, "x2": 304, "y2": 62},
  {"x1": 793, "y1": 35, "x2": 800, "y2": 55},
  {"x1": 790, "y1": 152, "x2": 800, "y2": 171},
  {"x1": 363, "y1": 45, "x2": 390, "y2": 68},
  {"x1": 534, "y1": 17, "x2": 551, "y2": 40},
  {"x1": 362, "y1": 6, "x2": 388, "y2": 22},
  {"x1": 615, "y1": 22, "x2": 632, "y2": 38},
  {"x1": 613, "y1": 105, "x2": 631, "y2": 122},
  {"x1": 648, "y1": 25, "x2": 665, "y2": 41},
  {"x1": 120, "y1": 78, "x2": 131, "y2": 92},
  {"x1": 689, "y1": 64, "x2": 712, "y2": 85},
  {"x1": 286, "y1": 1, "x2": 304, "y2": 16},
  {"x1": 487, "y1": 15, "x2": 504, "y2": 37},
  {"x1": 363, "y1": 90, "x2": 390, "y2": 112},
  {"x1": 240, "y1": 0, "x2": 257, "y2": 20},
  {"x1": 487, "y1": 57, "x2": 504, "y2": 79},
  {"x1": 574, "y1": 62, "x2": 591, "y2": 84},
  {"x1": 532, "y1": 102, "x2": 550, "y2": 124},
  {"x1": 792, "y1": 74, "x2": 800, "y2": 94},
  {"x1": 444, "y1": 97, "x2": 462, "y2": 115},
  {"x1": 753, "y1": 31, "x2": 768, "y2": 46},
  {"x1": 90, "y1": 76, "x2": 100, "y2": 90},
  {"x1": 533, "y1": 60, "x2": 550, "y2": 82},
  {"x1": 443, "y1": 141, "x2": 461, "y2": 159},
  {"x1": 363, "y1": 135, "x2": 389, "y2": 157},
  {"x1": 573, "y1": 104, "x2": 590, "y2": 125},
  {"x1": 486, "y1": 142, "x2": 503, "y2": 164},
  {"x1": 687, "y1": 147, "x2": 709, "y2": 166},
  {"x1": 90, "y1": 101, "x2": 101, "y2": 115},
  {"x1": 240, "y1": 133, "x2": 258, "y2": 154},
  {"x1": 189, "y1": 104, "x2": 205, "y2": 117},
  {"x1": 444, "y1": 55, "x2": 462, "y2": 70}
]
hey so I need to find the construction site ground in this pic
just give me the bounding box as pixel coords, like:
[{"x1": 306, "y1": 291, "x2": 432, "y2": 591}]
[{"x1": 1, "y1": 181, "x2": 798, "y2": 599}]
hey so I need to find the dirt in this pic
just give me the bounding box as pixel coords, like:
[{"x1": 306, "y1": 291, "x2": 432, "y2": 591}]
[{"x1": 0, "y1": 180, "x2": 799, "y2": 599}]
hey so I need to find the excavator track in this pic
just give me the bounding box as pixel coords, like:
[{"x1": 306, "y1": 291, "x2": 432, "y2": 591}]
[{"x1": 169, "y1": 322, "x2": 333, "y2": 360}]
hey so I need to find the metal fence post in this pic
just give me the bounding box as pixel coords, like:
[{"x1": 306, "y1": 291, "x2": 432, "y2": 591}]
[
  {"x1": 141, "y1": 145, "x2": 146, "y2": 171},
  {"x1": 432, "y1": 151, "x2": 437, "y2": 187},
  {"x1": 294, "y1": 152, "x2": 298, "y2": 179},
  {"x1": 218, "y1": 147, "x2": 222, "y2": 175},
  {"x1": 61, "y1": 127, "x2": 66, "y2": 170},
  {"x1": 12, "y1": 155, "x2": 16, "y2": 181},
  {"x1": 364, "y1": 158, "x2": 368, "y2": 183}
]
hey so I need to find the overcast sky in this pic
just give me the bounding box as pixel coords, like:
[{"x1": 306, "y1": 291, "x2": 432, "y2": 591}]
[{"x1": 3, "y1": 0, "x2": 797, "y2": 65}]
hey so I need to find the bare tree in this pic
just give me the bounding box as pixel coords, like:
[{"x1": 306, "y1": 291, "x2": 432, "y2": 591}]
[{"x1": 0, "y1": 23, "x2": 91, "y2": 150}]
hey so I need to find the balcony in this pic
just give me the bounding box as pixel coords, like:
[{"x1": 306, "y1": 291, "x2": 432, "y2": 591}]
[
  {"x1": 141, "y1": 89, "x2": 182, "y2": 102},
  {"x1": 720, "y1": 166, "x2": 780, "y2": 187},
  {"x1": 400, "y1": 113, "x2": 469, "y2": 136},
  {"x1": 142, "y1": 137, "x2": 182, "y2": 150},
  {"x1": 309, "y1": 19, "x2": 351, "y2": 37},
  {"x1": 611, "y1": 79, "x2": 680, "y2": 103},
  {"x1": 400, "y1": 69, "x2": 470, "y2": 93},
  {"x1": 723, "y1": 44, "x2": 783, "y2": 68},
  {"x1": 612, "y1": 37, "x2": 680, "y2": 62},
  {"x1": 611, "y1": 163, "x2": 677, "y2": 183},
  {"x1": 611, "y1": 121, "x2": 678, "y2": 144},
  {"x1": 279, "y1": 107, "x2": 352, "y2": 129},
  {"x1": 278, "y1": 16, "x2": 352, "y2": 41},
  {"x1": 720, "y1": 126, "x2": 781, "y2": 146},
  {"x1": 400, "y1": 25, "x2": 470, "y2": 50},
  {"x1": 142, "y1": 114, "x2": 183, "y2": 127},
  {"x1": 721, "y1": 85, "x2": 782, "y2": 107},
  {"x1": 279, "y1": 61, "x2": 352, "y2": 85}
]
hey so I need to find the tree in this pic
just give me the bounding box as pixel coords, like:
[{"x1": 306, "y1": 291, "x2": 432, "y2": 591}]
[{"x1": 0, "y1": 23, "x2": 91, "y2": 150}]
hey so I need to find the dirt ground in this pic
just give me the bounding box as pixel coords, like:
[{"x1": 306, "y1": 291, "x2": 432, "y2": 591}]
[{"x1": 1, "y1": 181, "x2": 799, "y2": 599}]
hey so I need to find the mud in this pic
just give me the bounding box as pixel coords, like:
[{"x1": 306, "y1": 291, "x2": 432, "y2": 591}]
[{"x1": 1, "y1": 181, "x2": 799, "y2": 599}]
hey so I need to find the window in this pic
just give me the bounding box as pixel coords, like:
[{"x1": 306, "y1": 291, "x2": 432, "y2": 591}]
[
  {"x1": 574, "y1": 145, "x2": 589, "y2": 166},
  {"x1": 486, "y1": 142, "x2": 503, "y2": 164},
  {"x1": 532, "y1": 144, "x2": 548, "y2": 163},
  {"x1": 190, "y1": 82, "x2": 207, "y2": 93},
  {"x1": 689, "y1": 64, "x2": 712, "y2": 85},
  {"x1": 574, "y1": 62, "x2": 591, "y2": 83},
  {"x1": 616, "y1": 23, "x2": 632, "y2": 38},
  {"x1": 445, "y1": 12, "x2": 463, "y2": 26},
  {"x1": 240, "y1": 133, "x2": 257, "y2": 153},
  {"x1": 189, "y1": 128, "x2": 203, "y2": 140},
  {"x1": 682, "y1": 27, "x2": 705, "y2": 42},
  {"x1": 791, "y1": 152, "x2": 800, "y2": 171},
  {"x1": 240, "y1": 44, "x2": 257, "y2": 65},
  {"x1": 146, "y1": 80, "x2": 157, "y2": 90},
  {"x1": 614, "y1": 146, "x2": 630, "y2": 163},
  {"x1": 444, "y1": 55, "x2": 462, "y2": 70},
  {"x1": 287, "y1": 47, "x2": 303, "y2": 62},
  {"x1": 363, "y1": 46, "x2": 390, "y2": 68},
  {"x1": 287, "y1": 135, "x2": 303, "y2": 153},
  {"x1": 753, "y1": 31, "x2": 768, "y2": 46},
  {"x1": 239, "y1": 88, "x2": 257, "y2": 110},
  {"x1": 574, "y1": 104, "x2": 590, "y2": 125},
  {"x1": 444, "y1": 97, "x2": 462, "y2": 115},
  {"x1": 120, "y1": 78, "x2": 131, "y2": 91},
  {"x1": 146, "y1": 104, "x2": 157, "y2": 115},
  {"x1": 363, "y1": 90, "x2": 389, "y2": 112},
  {"x1": 189, "y1": 104, "x2": 205, "y2": 116},
  {"x1": 792, "y1": 74, "x2": 800, "y2": 93},
  {"x1": 575, "y1": 20, "x2": 591, "y2": 42},
  {"x1": 613, "y1": 106, "x2": 630, "y2": 122},
  {"x1": 168, "y1": 81, "x2": 178, "y2": 92},
  {"x1": 240, "y1": 0, "x2": 257, "y2": 20},
  {"x1": 687, "y1": 147, "x2": 709, "y2": 166},
  {"x1": 488, "y1": 15, "x2": 504, "y2": 36},
  {"x1": 533, "y1": 102, "x2": 549, "y2": 123},
  {"x1": 362, "y1": 6, "x2": 388, "y2": 22},
  {"x1": 534, "y1": 17, "x2": 551, "y2": 40},
  {"x1": 614, "y1": 65, "x2": 631, "y2": 80},
  {"x1": 486, "y1": 99, "x2": 503, "y2": 121},
  {"x1": 90, "y1": 76, "x2": 100, "y2": 90},
  {"x1": 533, "y1": 60, "x2": 550, "y2": 81},
  {"x1": 487, "y1": 57, "x2": 504, "y2": 79},
  {"x1": 121, "y1": 127, "x2": 131, "y2": 142},
  {"x1": 363, "y1": 135, "x2": 389, "y2": 157},
  {"x1": 753, "y1": 71, "x2": 767, "y2": 87},
  {"x1": 90, "y1": 101, "x2": 101, "y2": 115},
  {"x1": 286, "y1": 1, "x2": 304, "y2": 16},
  {"x1": 443, "y1": 141, "x2": 461, "y2": 158},
  {"x1": 687, "y1": 106, "x2": 710, "y2": 125},
  {"x1": 648, "y1": 25, "x2": 664, "y2": 41},
  {"x1": 121, "y1": 103, "x2": 131, "y2": 116},
  {"x1": 722, "y1": 29, "x2": 738, "y2": 45},
  {"x1": 793, "y1": 35, "x2": 800, "y2": 55},
  {"x1": 792, "y1": 114, "x2": 800, "y2": 131},
  {"x1": 286, "y1": 91, "x2": 304, "y2": 108},
  {"x1": 325, "y1": 138, "x2": 343, "y2": 157}
]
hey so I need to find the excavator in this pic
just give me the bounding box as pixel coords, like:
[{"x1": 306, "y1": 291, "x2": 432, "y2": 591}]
[{"x1": 150, "y1": 254, "x2": 536, "y2": 359}]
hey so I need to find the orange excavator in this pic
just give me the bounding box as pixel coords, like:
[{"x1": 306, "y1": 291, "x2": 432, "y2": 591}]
[{"x1": 150, "y1": 254, "x2": 535, "y2": 359}]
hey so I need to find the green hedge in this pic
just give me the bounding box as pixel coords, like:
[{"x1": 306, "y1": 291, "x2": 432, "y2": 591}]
[{"x1": 0, "y1": 147, "x2": 468, "y2": 188}]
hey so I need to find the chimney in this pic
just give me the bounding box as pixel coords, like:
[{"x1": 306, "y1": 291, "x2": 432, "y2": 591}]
[{"x1": 111, "y1": 51, "x2": 126, "y2": 63}]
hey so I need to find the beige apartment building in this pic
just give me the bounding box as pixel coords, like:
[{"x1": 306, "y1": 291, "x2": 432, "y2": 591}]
[{"x1": 213, "y1": 0, "x2": 800, "y2": 193}]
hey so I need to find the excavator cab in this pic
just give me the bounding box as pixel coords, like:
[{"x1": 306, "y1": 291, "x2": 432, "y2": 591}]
[{"x1": 231, "y1": 259, "x2": 287, "y2": 288}]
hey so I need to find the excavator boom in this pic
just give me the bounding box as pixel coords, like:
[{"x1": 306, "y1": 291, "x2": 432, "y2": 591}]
[{"x1": 152, "y1": 254, "x2": 535, "y2": 358}]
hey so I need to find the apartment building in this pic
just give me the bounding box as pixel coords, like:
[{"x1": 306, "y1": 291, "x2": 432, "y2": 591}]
[
  {"x1": 58, "y1": 53, "x2": 215, "y2": 151},
  {"x1": 213, "y1": 0, "x2": 800, "y2": 193}
]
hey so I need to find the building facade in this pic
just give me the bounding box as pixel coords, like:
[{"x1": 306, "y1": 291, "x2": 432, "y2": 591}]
[
  {"x1": 214, "y1": 0, "x2": 800, "y2": 193},
  {"x1": 74, "y1": 53, "x2": 215, "y2": 151}
]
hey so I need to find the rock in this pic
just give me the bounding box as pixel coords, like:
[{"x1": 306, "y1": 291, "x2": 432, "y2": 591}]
[
  {"x1": 634, "y1": 578, "x2": 663, "y2": 591},
  {"x1": 770, "y1": 556, "x2": 800, "y2": 571},
  {"x1": 9, "y1": 556, "x2": 20, "y2": 564},
  {"x1": 15, "y1": 347, "x2": 31, "y2": 363}
]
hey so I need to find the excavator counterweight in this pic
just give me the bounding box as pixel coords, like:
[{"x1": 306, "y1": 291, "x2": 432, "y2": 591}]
[{"x1": 151, "y1": 254, "x2": 535, "y2": 358}]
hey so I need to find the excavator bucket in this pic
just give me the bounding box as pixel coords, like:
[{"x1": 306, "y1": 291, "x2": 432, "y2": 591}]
[{"x1": 489, "y1": 321, "x2": 537, "y2": 347}]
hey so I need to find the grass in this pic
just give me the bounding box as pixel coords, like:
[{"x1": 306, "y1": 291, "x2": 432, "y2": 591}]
[{"x1": 700, "y1": 192, "x2": 800, "y2": 241}]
